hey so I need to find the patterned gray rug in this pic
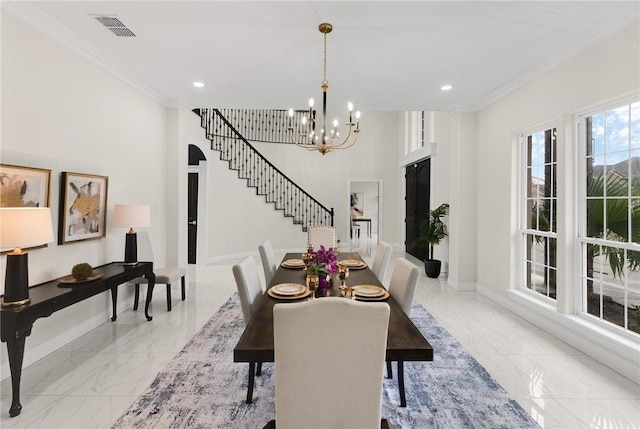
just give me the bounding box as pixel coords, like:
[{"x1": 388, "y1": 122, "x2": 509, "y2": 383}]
[{"x1": 113, "y1": 295, "x2": 540, "y2": 428}]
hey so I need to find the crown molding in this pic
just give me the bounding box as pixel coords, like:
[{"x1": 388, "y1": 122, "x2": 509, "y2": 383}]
[
  {"x1": 2, "y1": 2, "x2": 167, "y2": 106},
  {"x1": 476, "y1": 20, "x2": 637, "y2": 111}
]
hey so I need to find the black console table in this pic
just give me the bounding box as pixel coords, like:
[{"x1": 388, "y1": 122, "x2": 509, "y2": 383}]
[{"x1": 0, "y1": 261, "x2": 156, "y2": 417}]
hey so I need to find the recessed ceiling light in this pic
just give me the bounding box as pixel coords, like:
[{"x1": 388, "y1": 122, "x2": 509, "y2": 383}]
[
  {"x1": 441, "y1": 84, "x2": 452, "y2": 91},
  {"x1": 193, "y1": 81, "x2": 205, "y2": 88}
]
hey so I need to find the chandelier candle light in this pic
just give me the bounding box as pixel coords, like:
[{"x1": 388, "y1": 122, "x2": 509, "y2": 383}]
[{"x1": 288, "y1": 23, "x2": 361, "y2": 155}]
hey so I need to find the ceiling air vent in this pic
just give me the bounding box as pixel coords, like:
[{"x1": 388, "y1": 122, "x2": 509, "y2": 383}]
[{"x1": 94, "y1": 16, "x2": 136, "y2": 37}]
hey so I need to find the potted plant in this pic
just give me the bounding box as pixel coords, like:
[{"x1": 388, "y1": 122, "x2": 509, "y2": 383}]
[{"x1": 415, "y1": 203, "x2": 450, "y2": 278}]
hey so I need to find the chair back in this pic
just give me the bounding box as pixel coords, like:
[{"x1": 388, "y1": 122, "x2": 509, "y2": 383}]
[
  {"x1": 232, "y1": 256, "x2": 263, "y2": 325},
  {"x1": 307, "y1": 225, "x2": 337, "y2": 250},
  {"x1": 274, "y1": 298, "x2": 389, "y2": 429},
  {"x1": 388, "y1": 257, "x2": 420, "y2": 316},
  {"x1": 371, "y1": 241, "x2": 393, "y2": 284},
  {"x1": 258, "y1": 240, "x2": 277, "y2": 286}
]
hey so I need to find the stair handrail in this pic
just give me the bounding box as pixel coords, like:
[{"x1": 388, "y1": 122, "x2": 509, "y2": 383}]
[{"x1": 196, "y1": 108, "x2": 334, "y2": 227}]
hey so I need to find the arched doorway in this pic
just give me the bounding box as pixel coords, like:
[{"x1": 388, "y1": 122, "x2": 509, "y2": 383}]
[{"x1": 188, "y1": 144, "x2": 206, "y2": 264}]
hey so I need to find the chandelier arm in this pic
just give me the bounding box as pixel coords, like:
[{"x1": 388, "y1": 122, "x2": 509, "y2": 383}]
[
  {"x1": 329, "y1": 132, "x2": 360, "y2": 150},
  {"x1": 287, "y1": 23, "x2": 362, "y2": 155}
]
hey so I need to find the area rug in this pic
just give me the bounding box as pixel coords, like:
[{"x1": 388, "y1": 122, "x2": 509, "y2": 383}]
[{"x1": 112, "y1": 295, "x2": 540, "y2": 429}]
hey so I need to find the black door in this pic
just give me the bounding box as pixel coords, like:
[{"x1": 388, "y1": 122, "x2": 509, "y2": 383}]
[
  {"x1": 188, "y1": 173, "x2": 198, "y2": 264},
  {"x1": 405, "y1": 158, "x2": 430, "y2": 259}
]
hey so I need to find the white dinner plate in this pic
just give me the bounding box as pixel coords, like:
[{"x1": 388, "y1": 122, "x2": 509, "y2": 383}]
[
  {"x1": 353, "y1": 285, "x2": 385, "y2": 297},
  {"x1": 272, "y1": 283, "x2": 306, "y2": 296},
  {"x1": 340, "y1": 259, "x2": 366, "y2": 268},
  {"x1": 281, "y1": 259, "x2": 305, "y2": 268}
]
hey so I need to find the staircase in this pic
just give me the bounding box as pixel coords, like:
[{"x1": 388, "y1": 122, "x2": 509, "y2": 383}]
[{"x1": 195, "y1": 108, "x2": 333, "y2": 231}]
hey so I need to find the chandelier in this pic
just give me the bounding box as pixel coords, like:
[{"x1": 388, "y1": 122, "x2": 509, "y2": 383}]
[{"x1": 288, "y1": 23, "x2": 361, "y2": 155}]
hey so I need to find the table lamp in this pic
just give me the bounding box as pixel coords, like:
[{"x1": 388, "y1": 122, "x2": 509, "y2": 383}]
[
  {"x1": 0, "y1": 207, "x2": 55, "y2": 307},
  {"x1": 111, "y1": 204, "x2": 150, "y2": 266}
]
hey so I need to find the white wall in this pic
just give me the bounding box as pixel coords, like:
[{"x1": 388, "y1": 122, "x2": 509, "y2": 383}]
[
  {"x1": 1, "y1": 12, "x2": 167, "y2": 375},
  {"x1": 474, "y1": 21, "x2": 640, "y2": 383},
  {"x1": 190, "y1": 111, "x2": 403, "y2": 259}
]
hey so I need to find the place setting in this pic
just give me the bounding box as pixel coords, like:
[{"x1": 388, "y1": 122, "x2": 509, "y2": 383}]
[
  {"x1": 280, "y1": 258, "x2": 306, "y2": 269},
  {"x1": 338, "y1": 259, "x2": 367, "y2": 270},
  {"x1": 267, "y1": 283, "x2": 312, "y2": 300},
  {"x1": 351, "y1": 284, "x2": 389, "y2": 301}
]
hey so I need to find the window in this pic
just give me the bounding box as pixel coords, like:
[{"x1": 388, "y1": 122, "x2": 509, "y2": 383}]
[
  {"x1": 404, "y1": 111, "x2": 424, "y2": 154},
  {"x1": 520, "y1": 127, "x2": 557, "y2": 299},
  {"x1": 579, "y1": 100, "x2": 640, "y2": 334}
]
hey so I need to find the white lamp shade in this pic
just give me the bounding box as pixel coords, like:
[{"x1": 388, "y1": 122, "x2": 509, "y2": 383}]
[
  {"x1": 111, "y1": 204, "x2": 151, "y2": 229},
  {"x1": 0, "y1": 207, "x2": 54, "y2": 250}
]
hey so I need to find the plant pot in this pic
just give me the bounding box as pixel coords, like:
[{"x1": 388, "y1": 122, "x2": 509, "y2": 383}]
[{"x1": 424, "y1": 259, "x2": 442, "y2": 278}]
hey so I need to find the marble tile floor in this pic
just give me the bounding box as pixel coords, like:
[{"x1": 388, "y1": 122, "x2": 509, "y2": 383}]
[{"x1": 1, "y1": 250, "x2": 638, "y2": 428}]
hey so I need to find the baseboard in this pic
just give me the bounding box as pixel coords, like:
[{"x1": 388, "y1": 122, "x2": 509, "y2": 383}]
[
  {"x1": 446, "y1": 279, "x2": 477, "y2": 291},
  {"x1": 476, "y1": 284, "x2": 640, "y2": 386}
]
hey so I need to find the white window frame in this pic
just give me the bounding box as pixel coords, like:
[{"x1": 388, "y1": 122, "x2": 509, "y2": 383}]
[
  {"x1": 518, "y1": 122, "x2": 558, "y2": 304},
  {"x1": 576, "y1": 95, "x2": 640, "y2": 334}
]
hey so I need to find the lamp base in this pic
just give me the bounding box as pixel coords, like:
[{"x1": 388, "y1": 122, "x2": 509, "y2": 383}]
[
  {"x1": 2, "y1": 252, "x2": 31, "y2": 307},
  {"x1": 124, "y1": 232, "x2": 138, "y2": 266},
  {"x1": 2, "y1": 297, "x2": 31, "y2": 307}
]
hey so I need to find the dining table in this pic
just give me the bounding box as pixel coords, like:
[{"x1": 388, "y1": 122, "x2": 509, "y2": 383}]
[{"x1": 233, "y1": 252, "x2": 433, "y2": 407}]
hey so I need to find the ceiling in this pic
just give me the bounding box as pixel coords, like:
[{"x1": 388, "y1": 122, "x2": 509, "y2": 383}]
[{"x1": 4, "y1": 1, "x2": 639, "y2": 112}]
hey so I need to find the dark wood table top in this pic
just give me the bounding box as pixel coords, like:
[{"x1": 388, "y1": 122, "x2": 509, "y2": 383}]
[{"x1": 233, "y1": 253, "x2": 433, "y2": 363}]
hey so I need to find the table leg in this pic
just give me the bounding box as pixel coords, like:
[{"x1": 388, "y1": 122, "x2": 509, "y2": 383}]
[
  {"x1": 144, "y1": 272, "x2": 156, "y2": 321},
  {"x1": 398, "y1": 360, "x2": 406, "y2": 407},
  {"x1": 246, "y1": 362, "x2": 256, "y2": 404},
  {"x1": 110, "y1": 286, "x2": 118, "y2": 321},
  {"x1": 6, "y1": 334, "x2": 27, "y2": 417}
]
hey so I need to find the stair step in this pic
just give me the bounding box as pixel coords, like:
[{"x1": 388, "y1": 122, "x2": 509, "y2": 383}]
[{"x1": 197, "y1": 108, "x2": 333, "y2": 233}]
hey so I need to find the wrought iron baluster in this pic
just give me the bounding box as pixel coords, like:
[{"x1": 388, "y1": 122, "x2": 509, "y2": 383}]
[{"x1": 196, "y1": 109, "x2": 333, "y2": 231}]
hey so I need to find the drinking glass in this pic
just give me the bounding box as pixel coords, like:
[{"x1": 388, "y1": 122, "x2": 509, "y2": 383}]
[
  {"x1": 338, "y1": 265, "x2": 349, "y2": 288},
  {"x1": 302, "y1": 252, "x2": 312, "y2": 266},
  {"x1": 306, "y1": 274, "x2": 319, "y2": 300}
]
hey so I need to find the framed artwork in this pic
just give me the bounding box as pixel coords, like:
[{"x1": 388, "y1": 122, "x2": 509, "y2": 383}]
[
  {"x1": 0, "y1": 164, "x2": 52, "y2": 253},
  {"x1": 59, "y1": 172, "x2": 109, "y2": 245},
  {"x1": 350, "y1": 192, "x2": 364, "y2": 217},
  {"x1": 0, "y1": 164, "x2": 51, "y2": 208}
]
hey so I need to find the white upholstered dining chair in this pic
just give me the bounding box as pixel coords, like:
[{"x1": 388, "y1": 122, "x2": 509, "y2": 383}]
[
  {"x1": 388, "y1": 257, "x2": 420, "y2": 316},
  {"x1": 132, "y1": 232, "x2": 186, "y2": 312},
  {"x1": 233, "y1": 256, "x2": 263, "y2": 329},
  {"x1": 232, "y1": 256, "x2": 265, "y2": 403},
  {"x1": 386, "y1": 257, "x2": 420, "y2": 379},
  {"x1": 258, "y1": 240, "x2": 277, "y2": 286},
  {"x1": 271, "y1": 297, "x2": 390, "y2": 429},
  {"x1": 307, "y1": 225, "x2": 337, "y2": 250},
  {"x1": 371, "y1": 241, "x2": 393, "y2": 285}
]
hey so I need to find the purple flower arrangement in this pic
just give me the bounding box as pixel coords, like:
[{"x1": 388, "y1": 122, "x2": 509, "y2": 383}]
[{"x1": 306, "y1": 245, "x2": 338, "y2": 294}]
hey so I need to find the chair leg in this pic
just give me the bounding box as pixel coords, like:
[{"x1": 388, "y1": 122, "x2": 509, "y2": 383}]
[
  {"x1": 386, "y1": 361, "x2": 393, "y2": 379},
  {"x1": 181, "y1": 276, "x2": 186, "y2": 301},
  {"x1": 256, "y1": 362, "x2": 262, "y2": 376},
  {"x1": 133, "y1": 284, "x2": 140, "y2": 311},
  {"x1": 166, "y1": 284, "x2": 172, "y2": 311}
]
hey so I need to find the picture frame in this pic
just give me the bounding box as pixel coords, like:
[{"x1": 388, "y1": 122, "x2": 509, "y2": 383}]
[
  {"x1": 59, "y1": 172, "x2": 109, "y2": 245},
  {"x1": 0, "y1": 164, "x2": 51, "y2": 208},
  {"x1": 1, "y1": 164, "x2": 52, "y2": 253},
  {"x1": 350, "y1": 192, "x2": 364, "y2": 217}
]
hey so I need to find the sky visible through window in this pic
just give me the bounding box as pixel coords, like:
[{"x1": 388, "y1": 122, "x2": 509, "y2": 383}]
[{"x1": 590, "y1": 101, "x2": 640, "y2": 167}]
